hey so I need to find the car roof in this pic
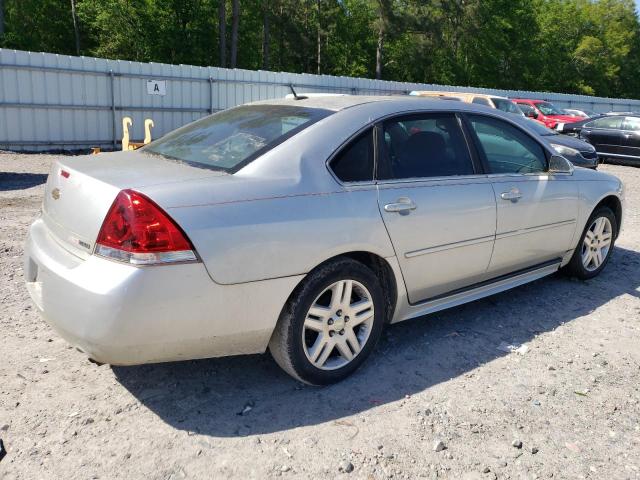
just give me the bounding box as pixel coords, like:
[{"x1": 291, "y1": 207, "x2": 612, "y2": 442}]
[
  {"x1": 248, "y1": 94, "x2": 488, "y2": 112},
  {"x1": 410, "y1": 91, "x2": 510, "y2": 101},
  {"x1": 513, "y1": 99, "x2": 548, "y2": 104}
]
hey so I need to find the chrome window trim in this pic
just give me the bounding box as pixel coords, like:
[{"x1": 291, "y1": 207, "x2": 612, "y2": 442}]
[{"x1": 375, "y1": 173, "x2": 490, "y2": 187}]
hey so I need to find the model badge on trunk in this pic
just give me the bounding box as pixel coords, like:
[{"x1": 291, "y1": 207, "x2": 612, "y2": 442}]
[{"x1": 51, "y1": 188, "x2": 61, "y2": 200}]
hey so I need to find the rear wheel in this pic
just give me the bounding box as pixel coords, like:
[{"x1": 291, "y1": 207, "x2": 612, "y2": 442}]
[
  {"x1": 269, "y1": 258, "x2": 385, "y2": 385},
  {"x1": 563, "y1": 206, "x2": 617, "y2": 279}
]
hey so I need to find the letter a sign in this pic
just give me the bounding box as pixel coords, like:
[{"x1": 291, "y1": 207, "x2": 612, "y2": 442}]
[{"x1": 146, "y1": 80, "x2": 167, "y2": 96}]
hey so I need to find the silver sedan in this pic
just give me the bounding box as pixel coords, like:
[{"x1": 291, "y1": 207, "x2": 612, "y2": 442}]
[{"x1": 24, "y1": 96, "x2": 624, "y2": 385}]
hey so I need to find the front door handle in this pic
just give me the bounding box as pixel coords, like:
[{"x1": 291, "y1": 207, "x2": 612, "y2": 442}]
[
  {"x1": 384, "y1": 197, "x2": 417, "y2": 213},
  {"x1": 500, "y1": 188, "x2": 522, "y2": 202}
]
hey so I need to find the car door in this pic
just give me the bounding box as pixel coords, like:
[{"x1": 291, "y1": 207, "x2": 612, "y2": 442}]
[
  {"x1": 581, "y1": 116, "x2": 624, "y2": 155},
  {"x1": 465, "y1": 114, "x2": 579, "y2": 276},
  {"x1": 376, "y1": 112, "x2": 497, "y2": 303},
  {"x1": 619, "y1": 116, "x2": 640, "y2": 159}
]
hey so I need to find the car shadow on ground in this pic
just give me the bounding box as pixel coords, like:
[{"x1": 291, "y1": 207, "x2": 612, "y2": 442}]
[
  {"x1": 0, "y1": 172, "x2": 48, "y2": 191},
  {"x1": 113, "y1": 246, "x2": 640, "y2": 438}
]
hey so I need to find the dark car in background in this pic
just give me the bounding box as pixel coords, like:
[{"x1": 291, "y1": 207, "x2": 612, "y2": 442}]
[
  {"x1": 557, "y1": 115, "x2": 605, "y2": 136},
  {"x1": 515, "y1": 118, "x2": 599, "y2": 169},
  {"x1": 579, "y1": 115, "x2": 640, "y2": 165}
]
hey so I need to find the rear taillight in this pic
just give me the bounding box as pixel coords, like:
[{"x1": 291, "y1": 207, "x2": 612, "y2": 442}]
[{"x1": 95, "y1": 189, "x2": 198, "y2": 265}]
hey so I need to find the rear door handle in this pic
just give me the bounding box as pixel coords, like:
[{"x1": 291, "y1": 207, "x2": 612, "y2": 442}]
[
  {"x1": 500, "y1": 188, "x2": 522, "y2": 202},
  {"x1": 384, "y1": 197, "x2": 417, "y2": 213}
]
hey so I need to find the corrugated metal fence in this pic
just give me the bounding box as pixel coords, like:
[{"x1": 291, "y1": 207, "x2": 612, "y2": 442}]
[{"x1": 2, "y1": 48, "x2": 640, "y2": 151}]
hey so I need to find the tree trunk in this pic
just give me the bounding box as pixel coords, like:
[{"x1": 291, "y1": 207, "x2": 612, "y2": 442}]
[
  {"x1": 230, "y1": 0, "x2": 240, "y2": 68},
  {"x1": 316, "y1": 0, "x2": 321, "y2": 75},
  {"x1": 375, "y1": 24, "x2": 384, "y2": 80},
  {"x1": 218, "y1": 0, "x2": 227, "y2": 67},
  {"x1": 262, "y1": 0, "x2": 270, "y2": 70},
  {"x1": 70, "y1": 0, "x2": 81, "y2": 55},
  {"x1": 0, "y1": 0, "x2": 5, "y2": 37},
  {"x1": 278, "y1": 1, "x2": 284, "y2": 70}
]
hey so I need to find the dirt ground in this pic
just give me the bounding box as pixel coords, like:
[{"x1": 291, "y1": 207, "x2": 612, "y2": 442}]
[{"x1": 1, "y1": 153, "x2": 639, "y2": 480}]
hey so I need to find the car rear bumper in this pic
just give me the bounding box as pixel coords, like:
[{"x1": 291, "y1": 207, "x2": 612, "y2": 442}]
[{"x1": 24, "y1": 218, "x2": 303, "y2": 365}]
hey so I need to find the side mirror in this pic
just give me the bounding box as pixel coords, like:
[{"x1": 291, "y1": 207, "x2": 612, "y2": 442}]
[
  {"x1": 527, "y1": 111, "x2": 539, "y2": 119},
  {"x1": 548, "y1": 154, "x2": 574, "y2": 174}
]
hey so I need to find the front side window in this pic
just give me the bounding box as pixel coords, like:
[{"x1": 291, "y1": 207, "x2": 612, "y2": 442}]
[
  {"x1": 379, "y1": 113, "x2": 474, "y2": 180},
  {"x1": 329, "y1": 129, "x2": 374, "y2": 182},
  {"x1": 145, "y1": 105, "x2": 332, "y2": 172},
  {"x1": 535, "y1": 102, "x2": 563, "y2": 115},
  {"x1": 586, "y1": 116, "x2": 623, "y2": 129},
  {"x1": 468, "y1": 115, "x2": 547, "y2": 174}
]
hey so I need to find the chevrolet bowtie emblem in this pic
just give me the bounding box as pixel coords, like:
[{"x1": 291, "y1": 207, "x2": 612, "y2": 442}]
[{"x1": 51, "y1": 188, "x2": 61, "y2": 200}]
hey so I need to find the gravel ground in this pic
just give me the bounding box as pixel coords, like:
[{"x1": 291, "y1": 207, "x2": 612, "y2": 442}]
[{"x1": 1, "y1": 153, "x2": 639, "y2": 480}]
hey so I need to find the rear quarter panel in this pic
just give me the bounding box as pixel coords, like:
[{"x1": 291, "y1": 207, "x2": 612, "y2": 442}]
[{"x1": 166, "y1": 187, "x2": 396, "y2": 284}]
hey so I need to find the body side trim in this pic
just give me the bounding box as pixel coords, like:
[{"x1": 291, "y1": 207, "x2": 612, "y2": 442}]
[
  {"x1": 395, "y1": 259, "x2": 561, "y2": 322},
  {"x1": 405, "y1": 234, "x2": 495, "y2": 258}
]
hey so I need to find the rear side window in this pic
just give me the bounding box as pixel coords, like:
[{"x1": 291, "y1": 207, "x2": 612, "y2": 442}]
[
  {"x1": 330, "y1": 129, "x2": 374, "y2": 183},
  {"x1": 472, "y1": 97, "x2": 492, "y2": 107},
  {"x1": 145, "y1": 105, "x2": 332, "y2": 172},
  {"x1": 586, "y1": 116, "x2": 623, "y2": 129},
  {"x1": 379, "y1": 113, "x2": 474, "y2": 180},
  {"x1": 468, "y1": 115, "x2": 547, "y2": 174},
  {"x1": 622, "y1": 117, "x2": 640, "y2": 131}
]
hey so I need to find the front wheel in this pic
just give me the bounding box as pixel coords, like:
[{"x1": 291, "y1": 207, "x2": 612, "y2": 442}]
[
  {"x1": 563, "y1": 206, "x2": 617, "y2": 280},
  {"x1": 269, "y1": 258, "x2": 386, "y2": 385}
]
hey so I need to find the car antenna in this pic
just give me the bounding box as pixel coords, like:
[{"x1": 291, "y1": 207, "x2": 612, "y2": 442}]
[{"x1": 289, "y1": 84, "x2": 307, "y2": 100}]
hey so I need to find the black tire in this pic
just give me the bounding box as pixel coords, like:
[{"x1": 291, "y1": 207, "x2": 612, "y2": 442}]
[
  {"x1": 562, "y1": 205, "x2": 617, "y2": 280},
  {"x1": 269, "y1": 257, "x2": 386, "y2": 385}
]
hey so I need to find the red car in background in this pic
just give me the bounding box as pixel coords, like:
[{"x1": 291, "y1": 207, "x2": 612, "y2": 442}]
[{"x1": 513, "y1": 99, "x2": 581, "y2": 130}]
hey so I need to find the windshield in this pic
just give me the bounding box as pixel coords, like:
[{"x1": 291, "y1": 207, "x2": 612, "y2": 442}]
[
  {"x1": 145, "y1": 104, "x2": 332, "y2": 172},
  {"x1": 492, "y1": 98, "x2": 524, "y2": 115},
  {"x1": 525, "y1": 118, "x2": 558, "y2": 136},
  {"x1": 536, "y1": 101, "x2": 563, "y2": 115}
]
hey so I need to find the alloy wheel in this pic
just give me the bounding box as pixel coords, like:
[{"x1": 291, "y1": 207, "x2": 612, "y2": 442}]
[
  {"x1": 581, "y1": 216, "x2": 613, "y2": 272},
  {"x1": 302, "y1": 279, "x2": 375, "y2": 370}
]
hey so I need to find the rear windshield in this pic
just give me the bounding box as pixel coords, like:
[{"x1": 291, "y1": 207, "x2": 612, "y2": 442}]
[
  {"x1": 145, "y1": 104, "x2": 332, "y2": 172},
  {"x1": 492, "y1": 98, "x2": 524, "y2": 115},
  {"x1": 536, "y1": 101, "x2": 563, "y2": 115}
]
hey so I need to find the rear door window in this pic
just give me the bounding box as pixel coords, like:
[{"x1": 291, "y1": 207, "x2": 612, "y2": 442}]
[
  {"x1": 467, "y1": 115, "x2": 547, "y2": 174},
  {"x1": 145, "y1": 105, "x2": 332, "y2": 172},
  {"x1": 379, "y1": 113, "x2": 475, "y2": 180}
]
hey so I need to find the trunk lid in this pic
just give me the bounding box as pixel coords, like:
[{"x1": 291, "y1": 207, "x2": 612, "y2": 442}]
[{"x1": 42, "y1": 150, "x2": 227, "y2": 259}]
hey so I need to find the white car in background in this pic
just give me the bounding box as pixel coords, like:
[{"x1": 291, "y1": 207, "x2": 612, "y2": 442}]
[{"x1": 25, "y1": 96, "x2": 624, "y2": 385}]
